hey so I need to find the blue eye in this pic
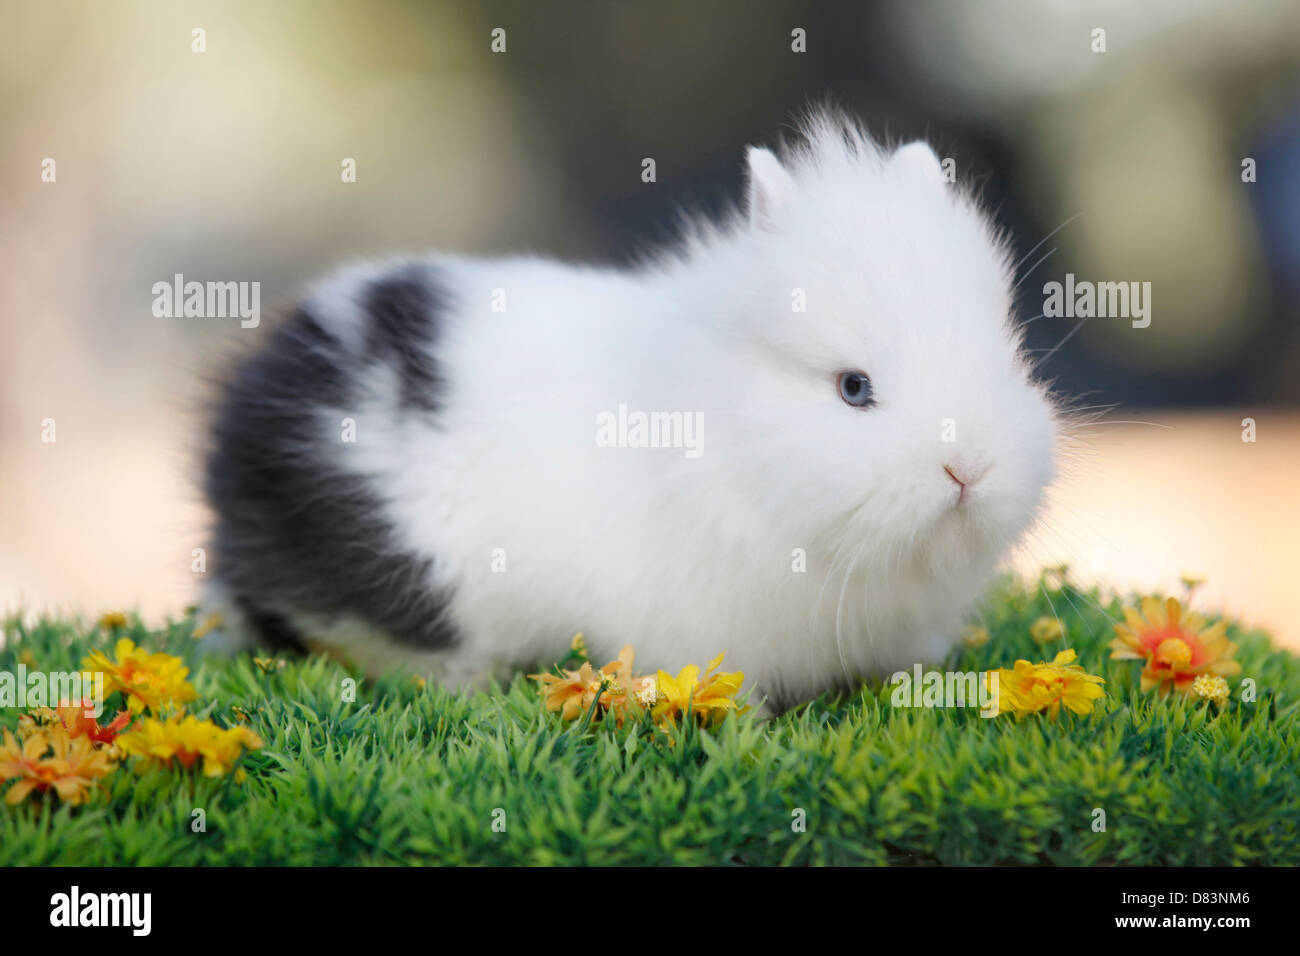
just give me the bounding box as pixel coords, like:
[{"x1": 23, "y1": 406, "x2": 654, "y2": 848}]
[{"x1": 837, "y1": 370, "x2": 875, "y2": 408}]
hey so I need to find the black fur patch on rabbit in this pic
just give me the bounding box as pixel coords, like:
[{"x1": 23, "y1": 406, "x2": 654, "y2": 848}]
[
  {"x1": 204, "y1": 268, "x2": 459, "y2": 652},
  {"x1": 364, "y1": 270, "x2": 444, "y2": 412}
]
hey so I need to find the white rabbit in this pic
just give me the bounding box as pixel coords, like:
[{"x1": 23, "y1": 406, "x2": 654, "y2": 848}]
[{"x1": 201, "y1": 110, "x2": 1057, "y2": 710}]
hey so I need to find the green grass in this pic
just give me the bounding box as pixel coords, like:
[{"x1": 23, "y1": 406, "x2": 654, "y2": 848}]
[{"x1": 2, "y1": 575, "x2": 1298, "y2": 866}]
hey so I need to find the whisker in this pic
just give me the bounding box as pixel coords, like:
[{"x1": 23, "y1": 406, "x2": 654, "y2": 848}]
[
  {"x1": 1010, "y1": 212, "x2": 1083, "y2": 278},
  {"x1": 1011, "y1": 247, "x2": 1057, "y2": 294},
  {"x1": 1034, "y1": 315, "x2": 1089, "y2": 368},
  {"x1": 1070, "y1": 420, "x2": 1173, "y2": 429},
  {"x1": 1039, "y1": 579, "x2": 1066, "y2": 639},
  {"x1": 1061, "y1": 402, "x2": 1121, "y2": 415},
  {"x1": 1056, "y1": 585, "x2": 1098, "y2": 637},
  {"x1": 834, "y1": 545, "x2": 868, "y2": 685}
]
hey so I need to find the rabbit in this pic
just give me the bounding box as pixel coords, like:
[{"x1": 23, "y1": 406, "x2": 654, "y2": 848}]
[{"x1": 199, "y1": 110, "x2": 1058, "y2": 712}]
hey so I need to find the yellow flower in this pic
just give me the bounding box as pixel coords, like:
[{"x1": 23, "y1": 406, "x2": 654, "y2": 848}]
[
  {"x1": 98, "y1": 611, "x2": 129, "y2": 632},
  {"x1": 1030, "y1": 616, "x2": 1064, "y2": 644},
  {"x1": 116, "y1": 713, "x2": 263, "y2": 777},
  {"x1": 192, "y1": 612, "x2": 223, "y2": 640},
  {"x1": 635, "y1": 676, "x2": 659, "y2": 707},
  {"x1": 82, "y1": 639, "x2": 198, "y2": 714},
  {"x1": 989, "y1": 648, "x2": 1106, "y2": 719},
  {"x1": 252, "y1": 656, "x2": 286, "y2": 674},
  {"x1": 963, "y1": 626, "x2": 990, "y2": 648},
  {"x1": 0, "y1": 726, "x2": 118, "y2": 805},
  {"x1": 1192, "y1": 674, "x2": 1231, "y2": 706},
  {"x1": 652, "y1": 652, "x2": 747, "y2": 730},
  {"x1": 1109, "y1": 596, "x2": 1240, "y2": 696},
  {"x1": 16, "y1": 707, "x2": 58, "y2": 736},
  {"x1": 532, "y1": 644, "x2": 643, "y2": 725}
]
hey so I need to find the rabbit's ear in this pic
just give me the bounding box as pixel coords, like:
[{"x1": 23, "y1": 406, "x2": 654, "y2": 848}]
[
  {"x1": 888, "y1": 142, "x2": 946, "y2": 187},
  {"x1": 746, "y1": 146, "x2": 796, "y2": 231}
]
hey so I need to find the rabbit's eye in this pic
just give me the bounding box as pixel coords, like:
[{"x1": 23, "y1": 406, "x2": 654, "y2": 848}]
[{"x1": 837, "y1": 370, "x2": 875, "y2": 408}]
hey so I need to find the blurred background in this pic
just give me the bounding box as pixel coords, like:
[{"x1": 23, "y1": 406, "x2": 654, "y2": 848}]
[{"x1": 2, "y1": 1, "x2": 1298, "y2": 645}]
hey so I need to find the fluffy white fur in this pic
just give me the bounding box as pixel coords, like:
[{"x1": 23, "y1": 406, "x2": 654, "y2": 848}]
[{"x1": 205, "y1": 112, "x2": 1057, "y2": 708}]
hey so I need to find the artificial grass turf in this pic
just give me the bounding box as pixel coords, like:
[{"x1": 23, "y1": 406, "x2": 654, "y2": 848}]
[{"x1": 1, "y1": 575, "x2": 1298, "y2": 866}]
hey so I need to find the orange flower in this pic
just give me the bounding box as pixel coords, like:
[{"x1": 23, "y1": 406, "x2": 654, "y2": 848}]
[
  {"x1": 1109, "y1": 596, "x2": 1240, "y2": 696},
  {"x1": 0, "y1": 726, "x2": 118, "y2": 805},
  {"x1": 55, "y1": 698, "x2": 132, "y2": 745},
  {"x1": 533, "y1": 664, "x2": 591, "y2": 721},
  {"x1": 532, "y1": 644, "x2": 643, "y2": 724}
]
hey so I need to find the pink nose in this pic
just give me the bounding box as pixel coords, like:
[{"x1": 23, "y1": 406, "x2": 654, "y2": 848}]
[
  {"x1": 944, "y1": 461, "x2": 988, "y2": 504},
  {"x1": 944, "y1": 459, "x2": 989, "y2": 486}
]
